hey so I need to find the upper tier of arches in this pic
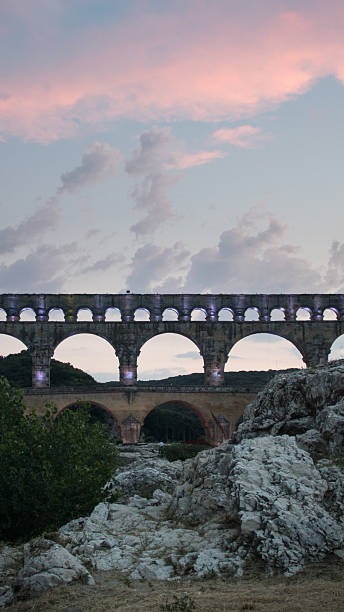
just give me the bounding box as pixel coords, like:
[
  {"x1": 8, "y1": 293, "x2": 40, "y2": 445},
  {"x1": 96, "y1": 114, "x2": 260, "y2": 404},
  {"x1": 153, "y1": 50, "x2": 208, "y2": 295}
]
[{"x1": 0, "y1": 293, "x2": 343, "y2": 323}]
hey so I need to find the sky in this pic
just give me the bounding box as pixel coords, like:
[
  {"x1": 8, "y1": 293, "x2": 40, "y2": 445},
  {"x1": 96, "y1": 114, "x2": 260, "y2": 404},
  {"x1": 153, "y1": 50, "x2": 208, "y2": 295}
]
[{"x1": 1, "y1": 0, "x2": 344, "y2": 380}]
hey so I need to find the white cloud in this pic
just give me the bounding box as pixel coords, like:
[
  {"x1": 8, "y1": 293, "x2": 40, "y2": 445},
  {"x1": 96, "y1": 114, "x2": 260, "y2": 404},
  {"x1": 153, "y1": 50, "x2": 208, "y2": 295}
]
[
  {"x1": 213, "y1": 125, "x2": 263, "y2": 148},
  {"x1": 59, "y1": 142, "x2": 121, "y2": 193},
  {"x1": 0, "y1": 202, "x2": 59, "y2": 255},
  {"x1": 126, "y1": 126, "x2": 224, "y2": 236}
]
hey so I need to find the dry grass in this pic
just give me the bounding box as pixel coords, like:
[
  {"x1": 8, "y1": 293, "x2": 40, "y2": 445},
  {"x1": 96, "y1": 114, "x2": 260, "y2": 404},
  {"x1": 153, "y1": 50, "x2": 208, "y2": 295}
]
[{"x1": 9, "y1": 558, "x2": 344, "y2": 612}]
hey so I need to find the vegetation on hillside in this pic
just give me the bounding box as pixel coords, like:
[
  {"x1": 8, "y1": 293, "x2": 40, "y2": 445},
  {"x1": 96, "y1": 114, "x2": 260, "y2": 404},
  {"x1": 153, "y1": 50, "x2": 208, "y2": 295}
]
[
  {"x1": 0, "y1": 377, "x2": 118, "y2": 540},
  {"x1": 0, "y1": 350, "x2": 96, "y2": 388}
]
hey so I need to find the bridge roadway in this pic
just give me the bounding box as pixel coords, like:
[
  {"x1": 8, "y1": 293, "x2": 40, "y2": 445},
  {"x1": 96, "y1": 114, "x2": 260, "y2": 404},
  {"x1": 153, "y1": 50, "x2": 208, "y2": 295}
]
[{"x1": 22, "y1": 385, "x2": 256, "y2": 445}]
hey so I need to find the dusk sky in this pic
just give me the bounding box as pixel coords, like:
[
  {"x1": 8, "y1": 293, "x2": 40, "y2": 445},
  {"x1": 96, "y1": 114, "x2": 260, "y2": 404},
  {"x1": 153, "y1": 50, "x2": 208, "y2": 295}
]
[{"x1": 1, "y1": 0, "x2": 344, "y2": 380}]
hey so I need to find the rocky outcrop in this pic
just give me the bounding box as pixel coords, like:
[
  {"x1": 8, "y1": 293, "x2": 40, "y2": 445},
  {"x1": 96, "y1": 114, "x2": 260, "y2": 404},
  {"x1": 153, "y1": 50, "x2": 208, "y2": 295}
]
[
  {"x1": 16, "y1": 539, "x2": 94, "y2": 596},
  {"x1": 233, "y1": 361, "x2": 344, "y2": 455},
  {"x1": 110, "y1": 456, "x2": 182, "y2": 501},
  {"x1": 2, "y1": 362, "x2": 344, "y2": 606}
]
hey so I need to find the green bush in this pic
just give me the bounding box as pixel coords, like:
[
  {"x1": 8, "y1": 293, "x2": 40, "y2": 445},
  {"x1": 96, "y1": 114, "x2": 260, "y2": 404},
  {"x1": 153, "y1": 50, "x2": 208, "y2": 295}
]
[
  {"x1": 0, "y1": 377, "x2": 118, "y2": 541},
  {"x1": 158, "y1": 442, "x2": 211, "y2": 462}
]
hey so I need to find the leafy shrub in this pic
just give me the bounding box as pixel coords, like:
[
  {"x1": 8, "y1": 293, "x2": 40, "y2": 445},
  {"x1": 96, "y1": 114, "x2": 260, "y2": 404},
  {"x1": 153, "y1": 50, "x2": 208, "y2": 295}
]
[
  {"x1": 160, "y1": 594, "x2": 196, "y2": 611},
  {"x1": 158, "y1": 442, "x2": 211, "y2": 462},
  {"x1": 0, "y1": 377, "x2": 118, "y2": 540}
]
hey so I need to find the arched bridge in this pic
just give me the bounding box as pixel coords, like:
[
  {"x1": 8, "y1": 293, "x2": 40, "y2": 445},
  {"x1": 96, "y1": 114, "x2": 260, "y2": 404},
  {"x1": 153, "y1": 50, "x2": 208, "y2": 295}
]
[
  {"x1": 23, "y1": 386, "x2": 255, "y2": 445},
  {"x1": 0, "y1": 292, "x2": 344, "y2": 388}
]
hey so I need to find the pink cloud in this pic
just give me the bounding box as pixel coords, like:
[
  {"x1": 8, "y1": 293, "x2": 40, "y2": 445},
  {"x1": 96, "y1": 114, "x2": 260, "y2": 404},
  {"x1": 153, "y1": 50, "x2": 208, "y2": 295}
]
[
  {"x1": 1, "y1": 1, "x2": 344, "y2": 141},
  {"x1": 213, "y1": 126, "x2": 262, "y2": 149},
  {"x1": 172, "y1": 150, "x2": 225, "y2": 169}
]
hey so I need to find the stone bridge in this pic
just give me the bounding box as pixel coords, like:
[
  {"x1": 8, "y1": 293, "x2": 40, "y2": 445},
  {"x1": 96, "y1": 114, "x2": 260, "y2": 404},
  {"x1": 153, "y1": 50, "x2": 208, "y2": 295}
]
[
  {"x1": 2, "y1": 292, "x2": 343, "y2": 444},
  {"x1": 23, "y1": 386, "x2": 255, "y2": 445},
  {"x1": 0, "y1": 293, "x2": 343, "y2": 388}
]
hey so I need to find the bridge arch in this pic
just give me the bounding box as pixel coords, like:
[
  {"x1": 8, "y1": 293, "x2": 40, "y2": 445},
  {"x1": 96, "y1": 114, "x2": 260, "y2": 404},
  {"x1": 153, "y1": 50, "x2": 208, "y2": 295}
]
[
  {"x1": 329, "y1": 334, "x2": 344, "y2": 361},
  {"x1": 137, "y1": 332, "x2": 203, "y2": 381},
  {"x1": 323, "y1": 307, "x2": 338, "y2": 320},
  {"x1": 105, "y1": 307, "x2": 121, "y2": 321},
  {"x1": 162, "y1": 308, "x2": 179, "y2": 321},
  {"x1": 225, "y1": 331, "x2": 305, "y2": 371},
  {"x1": 270, "y1": 308, "x2": 285, "y2": 321},
  {"x1": 217, "y1": 307, "x2": 234, "y2": 321},
  {"x1": 53, "y1": 332, "x2": 119, "y2": 382},
  {"x1": 142, "y1": 400, "x2": 209, "y2": 443},
  {"x1": 20, "y1": 308, "x2": 36, "y2": 321},
  {"x1": 58, "y1": 400, "x2": 121, "y2": 439},
  {"x1": 134, "y1": 308, "x2": 150, "y2": 321},
  {"x1": 77, "y1": 308, "x2": 93, "y2": 322},
  {"x1": 49, "y1": 308, "x2": 65, "y2": 322}
]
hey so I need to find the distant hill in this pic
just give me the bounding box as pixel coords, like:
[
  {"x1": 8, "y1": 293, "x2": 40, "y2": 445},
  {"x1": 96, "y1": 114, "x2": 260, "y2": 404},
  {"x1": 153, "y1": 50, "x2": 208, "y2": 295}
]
[
  {"x1": 0, "y1": 351, "x2": 96, "y2": 388},
  {"x1": 0, "y1": 350, "x2": 299, "y2": 391}
]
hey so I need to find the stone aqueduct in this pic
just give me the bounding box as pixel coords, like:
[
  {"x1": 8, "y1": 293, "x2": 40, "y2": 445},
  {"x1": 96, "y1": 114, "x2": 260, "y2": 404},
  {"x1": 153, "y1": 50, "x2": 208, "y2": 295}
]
[{"x1": 1, "y1": 293, "x2": 344, "y2": 444}]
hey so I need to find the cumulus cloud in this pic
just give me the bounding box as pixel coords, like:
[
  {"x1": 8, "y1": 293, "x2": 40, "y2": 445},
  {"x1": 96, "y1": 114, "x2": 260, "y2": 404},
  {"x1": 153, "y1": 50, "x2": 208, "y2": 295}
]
[
  {"x1": 213, "y1": 125, "x2": 263, "y2": 148},
  {"x1": 126, "y1": 126, "x2": 222, "y2": 236},
  {"x1": 0, "y1": 202, "x2": 59, "y2": 255},
  {"x1": 0, "y1": 243, "x2": 78, "y2": 292},
  {"x1": 126, "y1": 242, "x2": 189, "y2": 292},
  {"x1": 81, "y1": 252, "x2": 125, "y2": 275},
  {"x1": 59, "y1": 142, "x2": 121, "y2": 193},
  {"x1": 124, "y1": 206, "x2": 329, "y2": 294},
  {"x1": 1, "y1": 1, "x2": 344, "y2": 141},
  {"x1": 184, "y1": 209, "x2": 322, "y2": 293}
]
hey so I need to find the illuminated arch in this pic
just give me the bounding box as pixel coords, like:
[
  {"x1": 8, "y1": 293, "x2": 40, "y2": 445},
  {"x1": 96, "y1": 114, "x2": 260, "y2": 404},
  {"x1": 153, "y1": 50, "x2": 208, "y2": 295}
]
[
  {"x1": 20, "y1": 308, "x2": 36, "y2": 321},
  {"x1": 225, "y1": 332, "x2": 304, "y2": 371},
  {"x1": 244, "y1": 307, "x2": 259, "y2": 321},
  {"x1": 53, "y1": 333, "x2": 119, "y2": 382},
  {"x1": 191, "y1": 308, "x2": 207, "y2": 321},
  {"x1": 270, "y1": 308, "x2": 285, "y2": 321},
  {"x1": 296, "y1": 307, "x2": 311, "y2": 321},
  {"x1": 162, "y1": 308, "x2": 179, "y2": 321},
  {"x1": 134, "y1": 308, "x2": 150, "y2": 321},
  {"x1": 323, "y1": 308, "x2": 338, "y2": 321},
  {"x1": 49, "y1": 308, "x2": 65, "y2": 322},
  {"x1": 0, "y1": 308, "x2": 6, "y2": 321},
  {"x1": 77, "y1": 308, "x2": 93, "y2": 322},
  {"x1": 0, "y1": 333, "x2": 28, "y2": 356},
  {"x1": 105, "y1": 307, "x2": 121, "y2": 321},
  {"x1": 137, "y1": 332, "x2": 202, "y2": 380},
  {"x1": 217, "y1": 307, "x2": 234, "y2": 321},
  {"x1": 329, "y1": 334, "x2": 344, "y2": 361}
]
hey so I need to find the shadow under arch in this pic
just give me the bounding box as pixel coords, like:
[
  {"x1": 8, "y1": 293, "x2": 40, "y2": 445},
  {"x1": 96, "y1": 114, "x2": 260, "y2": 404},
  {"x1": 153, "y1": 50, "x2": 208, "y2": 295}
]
[
  {"x1": 58, "y1": 400, "x2": 121, "y2": 439},
  {"x1": 53, "y1": 332, "x2": 119, "y2": 383},
  {"x1": 137, "y1": 331, "x2": 203, "y2": 381},
  {"x1": 225, "y1": 331, "x2": 305, "y2": 371},
  {"x1": 142, "y1": 400, "x2": 209, "y2": 443}
]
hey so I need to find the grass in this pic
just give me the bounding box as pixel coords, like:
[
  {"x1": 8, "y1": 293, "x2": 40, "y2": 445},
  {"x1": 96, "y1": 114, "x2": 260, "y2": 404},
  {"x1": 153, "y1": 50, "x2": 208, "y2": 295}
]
[{"x1": 9, "y1": 557, "x2": 344, "y2": 611}]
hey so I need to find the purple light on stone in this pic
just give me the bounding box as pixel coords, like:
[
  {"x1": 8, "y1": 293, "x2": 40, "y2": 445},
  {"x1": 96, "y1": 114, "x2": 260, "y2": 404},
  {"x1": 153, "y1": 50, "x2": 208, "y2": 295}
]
[
  {"x1": 35, "y1": 371, "x2": 45, "y2": 381},
  {"x1": 125, "y1": 371, "x2": 133, "y2": 380}
]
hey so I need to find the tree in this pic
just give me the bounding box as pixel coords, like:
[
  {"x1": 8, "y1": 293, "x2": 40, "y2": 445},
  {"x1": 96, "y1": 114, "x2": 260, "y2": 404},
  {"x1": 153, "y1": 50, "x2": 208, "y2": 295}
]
[{"x1": 0, "y1": 377, "x2": 118, "y2": 540}]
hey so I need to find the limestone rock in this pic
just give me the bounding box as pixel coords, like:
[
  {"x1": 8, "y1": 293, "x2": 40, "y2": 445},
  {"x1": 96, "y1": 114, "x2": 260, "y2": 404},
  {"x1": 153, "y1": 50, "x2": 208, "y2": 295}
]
[
  {"x1": 110, "y1": 457, "x2": 182, "y2": 501},
  {"x1": 233, "y1": 362, "x2": 344, "y2": 455},
  {"x1": 170, "y1": 436, "x2": 344, "y2": 575},
  {"x1": 16, "y1": 538, "x2": 94, "y2": 595}
]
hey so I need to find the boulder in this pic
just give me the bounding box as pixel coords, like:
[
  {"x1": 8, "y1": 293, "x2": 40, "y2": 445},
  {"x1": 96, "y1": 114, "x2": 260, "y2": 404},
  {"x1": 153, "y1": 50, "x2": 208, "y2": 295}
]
[
  {"x1": 169, "y1": 435, "x2": 344, "y2": 575},
  {"x1": 16, "y1": 538, "x2": 94, "y2": 596},
  {"x1": 110, "y1": 457, "x2": 183, "y2": 501},
  {"x1": 233, "y1": 362, "x2": 344, "y2": 456}
]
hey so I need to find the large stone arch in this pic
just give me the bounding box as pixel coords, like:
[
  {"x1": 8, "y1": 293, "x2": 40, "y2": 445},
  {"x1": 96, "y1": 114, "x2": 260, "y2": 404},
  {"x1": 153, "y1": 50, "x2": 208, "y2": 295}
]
[
  {"x1": 52, "y1": 331, "x2": 119, "y2": 382},
  {"x1": 142, "y1": 399, "x2": 210, "y2": 443},
  {"x1": 137, "y1": 331, "x2": 203, "y2": 381},
  {"x1": 58, "y1": 399, "x2": 121, "y2": 437},
  {"x1": 225, "y1": 330, "x2": 305, "y2": 370}
]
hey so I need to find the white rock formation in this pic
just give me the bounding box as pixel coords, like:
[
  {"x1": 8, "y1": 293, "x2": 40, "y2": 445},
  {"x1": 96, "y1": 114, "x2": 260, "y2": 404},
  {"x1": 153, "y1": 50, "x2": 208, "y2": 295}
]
[{"x1": 16, "y1": 538, "x2": 94, "y2": 596}]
